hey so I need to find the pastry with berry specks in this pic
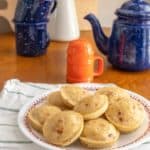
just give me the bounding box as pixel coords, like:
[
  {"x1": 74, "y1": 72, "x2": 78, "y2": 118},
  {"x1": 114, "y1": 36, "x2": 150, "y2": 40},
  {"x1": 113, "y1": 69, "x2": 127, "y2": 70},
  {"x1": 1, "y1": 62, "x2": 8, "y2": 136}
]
[
  {"x1": 60, "y1": 85, "x2": 90, "y2": 108},
  {"x1": 74, "y1": 94, "x2": 108, "y2": 120},
  {"x1": 80, "y1": 118, "x2": 120, "y2": 148},
  {"x1": 105, "y1": 97, "x2": 146, "y2": 133},
  {"x1": 43, "y1": 111, "x2": 84, "y2": 146},
  {"x1": 28, "y1": 105, "x2": 61, "y2": 133}
]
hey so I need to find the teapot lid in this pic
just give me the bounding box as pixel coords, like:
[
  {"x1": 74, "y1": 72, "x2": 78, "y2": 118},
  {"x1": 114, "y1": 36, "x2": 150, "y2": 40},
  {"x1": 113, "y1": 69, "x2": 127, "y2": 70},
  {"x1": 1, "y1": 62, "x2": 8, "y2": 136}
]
[{"x1": 116, "y1": 0, "x2": 150, "y2": 19}]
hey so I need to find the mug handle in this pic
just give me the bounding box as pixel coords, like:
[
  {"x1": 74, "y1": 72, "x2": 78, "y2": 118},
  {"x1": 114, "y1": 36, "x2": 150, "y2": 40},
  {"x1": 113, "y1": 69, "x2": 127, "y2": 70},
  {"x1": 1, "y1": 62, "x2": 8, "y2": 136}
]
[
  {"x1": 50, "y1": 0, "x2": 57, "y2": 13},
  {"x1": 93, "y1": 56, "x2": 104, "y2": 76}
]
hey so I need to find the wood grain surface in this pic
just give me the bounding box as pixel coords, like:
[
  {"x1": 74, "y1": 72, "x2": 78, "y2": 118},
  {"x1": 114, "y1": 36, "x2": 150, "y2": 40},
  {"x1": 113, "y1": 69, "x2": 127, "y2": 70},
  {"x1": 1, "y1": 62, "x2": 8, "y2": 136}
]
[{"x1": 0, "y1": 29, "x2": 150, "y2": 99}]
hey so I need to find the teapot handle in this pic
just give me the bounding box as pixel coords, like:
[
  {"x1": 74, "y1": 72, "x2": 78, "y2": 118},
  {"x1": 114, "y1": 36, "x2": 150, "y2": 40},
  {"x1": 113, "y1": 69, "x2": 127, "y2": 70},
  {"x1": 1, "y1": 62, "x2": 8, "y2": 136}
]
[{"x1": 50, "y1": 0, "x2": 57, "y2": 13}]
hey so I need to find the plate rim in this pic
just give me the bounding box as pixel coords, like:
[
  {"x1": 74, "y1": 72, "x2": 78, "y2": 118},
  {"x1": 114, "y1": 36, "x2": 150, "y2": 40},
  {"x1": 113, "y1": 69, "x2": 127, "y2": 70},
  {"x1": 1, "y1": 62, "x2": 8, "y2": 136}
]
[{"x1": 18, "y1": 83, "x2": 150, "y2": 150}]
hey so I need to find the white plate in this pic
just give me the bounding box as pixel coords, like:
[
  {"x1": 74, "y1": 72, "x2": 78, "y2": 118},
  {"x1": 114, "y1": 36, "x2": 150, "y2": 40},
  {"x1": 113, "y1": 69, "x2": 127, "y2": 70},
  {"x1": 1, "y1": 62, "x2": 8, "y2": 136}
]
[{"x1": 18, "y1": 83, "x2": 150, "y2": 150}]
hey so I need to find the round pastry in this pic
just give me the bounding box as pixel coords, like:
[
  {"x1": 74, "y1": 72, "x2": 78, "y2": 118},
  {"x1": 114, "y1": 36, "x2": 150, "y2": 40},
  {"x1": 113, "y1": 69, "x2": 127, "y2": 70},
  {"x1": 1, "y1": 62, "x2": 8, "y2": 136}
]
[
  {"x1": 80, "y1": 118, "x2": 120, "y2": 148},
  {"x1": 105, "y1": 97, "x2": 145, "y2": 133},
  {"x1": 60, "y1": 85, "x2": 90, "y2": 108},
  {"x1": 74, "y1": 94, "x2": 108, "y2": 120},
  {"x1": 96, "y1": 86, "x2": 130, "y2": 104},
  {"x1": 28, "y1": 105, "x2": 61, "y2": 132},
  {"x1": 47, "y1": 91, "x2": 68, "y2": 110},
  {"x1": 43, "y1": 111, "x2": 84, "y2": 147}
]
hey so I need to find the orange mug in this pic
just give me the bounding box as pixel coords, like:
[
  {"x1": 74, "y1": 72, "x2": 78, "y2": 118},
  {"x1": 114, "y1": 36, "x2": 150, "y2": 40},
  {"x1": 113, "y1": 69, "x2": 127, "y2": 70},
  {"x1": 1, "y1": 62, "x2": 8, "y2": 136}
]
[{"x1": 67, "y1": 39, "x2": 104, "y2": 83}]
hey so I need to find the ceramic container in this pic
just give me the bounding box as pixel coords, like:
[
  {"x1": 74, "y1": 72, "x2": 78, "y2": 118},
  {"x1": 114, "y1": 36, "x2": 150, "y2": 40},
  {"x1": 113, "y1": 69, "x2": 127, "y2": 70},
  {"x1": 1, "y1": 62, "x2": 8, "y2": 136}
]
[
  {"x1": 85, "y1": 0, "x2": 150, "y2": 71},
  {"x1": 48, "y1": 0, "x2": 80, "y2": 41},
  {"x1": 67, "y1": 39, "x2": 104, "y2": 83},
  {"x1": 14, "y1": 0, "x2": 57, "y2": 22},
  {"x1": 13, "y1": 0, "x2": 57, "y2": 56},
  {"x1": 15, "y1": 22, "x2": 50, "y2": 56}
]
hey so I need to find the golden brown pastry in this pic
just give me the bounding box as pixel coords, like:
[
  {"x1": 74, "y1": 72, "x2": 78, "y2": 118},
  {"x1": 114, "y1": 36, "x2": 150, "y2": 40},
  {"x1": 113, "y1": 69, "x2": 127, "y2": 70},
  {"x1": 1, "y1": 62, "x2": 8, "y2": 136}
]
[
  {"x1": 43, "y1": 111, "x2": 84, "y2": 146},
  {"x1": 105, "y1": 97, "x2": 145, "y2": 133},
  {"x1": 60, "y1": 85, "x2": 90, "y2": 108},
  {"x1": 80, "y1": 118, "x2": 120, "y2": 148},
  {"x1": 74, "y1": 94, "x2": 108, "y2": 120},
  {"x1": 47, "y1": 91, "x2": 68, "y2": 110},
  {"x1": 96, "y1": 86, "x2": 131, "y2": 104},
  {"x1": 28, "y1": 105, "x2": 61, "y2": 132}
]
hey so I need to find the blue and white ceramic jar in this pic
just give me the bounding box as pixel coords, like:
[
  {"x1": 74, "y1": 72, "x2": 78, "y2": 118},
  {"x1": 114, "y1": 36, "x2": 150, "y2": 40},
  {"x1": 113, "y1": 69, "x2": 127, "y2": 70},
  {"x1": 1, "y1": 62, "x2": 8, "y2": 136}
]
[
  {"x1": 14, "y1": 0, "x2": 57, "y2": 56},
  {"x1": 14, "y1": 0, "x2": 57, "y2": 23},
  {"x1": 15, "y1": 22, "x2": 50, "y2": 56}
]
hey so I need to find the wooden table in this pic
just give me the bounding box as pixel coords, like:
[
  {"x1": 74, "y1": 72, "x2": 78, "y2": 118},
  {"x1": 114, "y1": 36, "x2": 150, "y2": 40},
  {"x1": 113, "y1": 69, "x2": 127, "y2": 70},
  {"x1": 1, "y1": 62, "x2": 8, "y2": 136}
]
[{"x1": 0, "y1": 29, "x2": 150, "y2": 99}]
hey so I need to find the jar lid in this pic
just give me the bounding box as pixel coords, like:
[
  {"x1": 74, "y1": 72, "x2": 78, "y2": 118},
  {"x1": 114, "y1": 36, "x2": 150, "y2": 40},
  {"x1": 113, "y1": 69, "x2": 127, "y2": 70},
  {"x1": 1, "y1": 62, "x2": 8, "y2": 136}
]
[{"x1": 116, "y1": 0, "x2": 150, "y2": 19}]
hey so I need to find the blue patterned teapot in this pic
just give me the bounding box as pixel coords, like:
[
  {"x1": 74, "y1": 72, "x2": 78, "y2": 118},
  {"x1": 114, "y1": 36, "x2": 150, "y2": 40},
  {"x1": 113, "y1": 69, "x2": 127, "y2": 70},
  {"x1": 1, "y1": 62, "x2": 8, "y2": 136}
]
[{"x1": 85, "y1": 0, "x2": 150, "y2": 71}]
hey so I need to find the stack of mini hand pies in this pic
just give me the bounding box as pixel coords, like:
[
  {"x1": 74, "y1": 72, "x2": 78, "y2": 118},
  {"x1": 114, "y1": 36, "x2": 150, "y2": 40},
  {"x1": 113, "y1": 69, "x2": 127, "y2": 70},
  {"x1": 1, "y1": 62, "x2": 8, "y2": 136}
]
[{"x1": 27, "y1": 85, "x2": 146, "y2": 149}]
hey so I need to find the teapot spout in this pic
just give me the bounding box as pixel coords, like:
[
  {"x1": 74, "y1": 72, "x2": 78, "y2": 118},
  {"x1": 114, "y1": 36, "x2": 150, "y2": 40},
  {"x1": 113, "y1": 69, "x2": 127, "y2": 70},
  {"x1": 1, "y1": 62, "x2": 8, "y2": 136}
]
[{"x1": 84, "y1": 13, "x2": 109, "y2": 55}]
